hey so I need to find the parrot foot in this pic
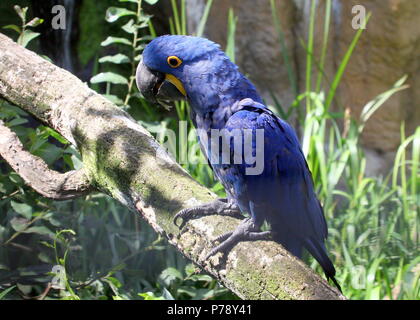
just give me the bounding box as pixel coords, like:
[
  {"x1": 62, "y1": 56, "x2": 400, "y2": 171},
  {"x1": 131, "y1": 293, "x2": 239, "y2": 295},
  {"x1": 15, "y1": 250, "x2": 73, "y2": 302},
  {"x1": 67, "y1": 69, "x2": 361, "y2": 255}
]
[
  {"x1": 174, "y1": 198, "x2": 242, "y2": 229},
  {"x1": 205, "y1": 218, "x2": 272, "y2": 260}
]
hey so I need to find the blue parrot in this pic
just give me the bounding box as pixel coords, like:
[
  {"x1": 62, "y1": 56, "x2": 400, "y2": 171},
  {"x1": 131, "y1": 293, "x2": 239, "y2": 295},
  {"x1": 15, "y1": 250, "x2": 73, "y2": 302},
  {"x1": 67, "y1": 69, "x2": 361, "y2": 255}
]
[{"x1": 136, "y1": 35, "x2": 340, "y2": 291}]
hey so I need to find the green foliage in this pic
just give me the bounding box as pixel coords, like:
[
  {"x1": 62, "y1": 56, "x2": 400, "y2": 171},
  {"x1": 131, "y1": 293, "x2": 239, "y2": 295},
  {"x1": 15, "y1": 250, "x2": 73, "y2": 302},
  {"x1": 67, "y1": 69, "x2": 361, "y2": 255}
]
[
  {"x1": 0, "y1": 285, "x2": 16, "y2": 299},
  {"x1": 77, "y1": 0, "x2": 117, "y2": 66},
  {"x1": 91, "y1": 0, "x2": 155, "y2": 110},
  {"x1": 0, "y1": 0, "x2": 418, "y2": 301},
  {"x1": 2, "y1": 5, "x2": 43, "y2": 48},
  {"x1": 293, "y1": 79, "x2": 419, "y2": 300},
  {"x1": 0, "y1": 0, "x2": 234, "y2": 301},
  {"x1": 137, "y1": 264, "x2": 234, "y2": 300},
  {"x1": 269, "y1": 1, "x2": 419, "y2": 300},
  {"x1": 225, "y1": 9, "x2": 237, "y2": 63},
  {"x1": 0, "y1": 101, "x2": 81, "y2": 299}
]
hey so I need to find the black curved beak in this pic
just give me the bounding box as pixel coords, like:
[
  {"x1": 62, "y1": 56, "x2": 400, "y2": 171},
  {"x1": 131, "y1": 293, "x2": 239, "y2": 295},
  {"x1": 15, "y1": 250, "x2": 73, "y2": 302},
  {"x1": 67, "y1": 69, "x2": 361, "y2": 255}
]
[{"x1": 135, "y1": 61, "x2": 186, "y2": 108}]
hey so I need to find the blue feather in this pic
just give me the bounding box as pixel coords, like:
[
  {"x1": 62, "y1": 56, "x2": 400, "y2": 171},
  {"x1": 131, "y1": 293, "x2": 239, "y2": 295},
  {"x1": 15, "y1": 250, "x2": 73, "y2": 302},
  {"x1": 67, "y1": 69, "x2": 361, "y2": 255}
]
[{"x1": 142, "y1": 35, "x2": 337, "y2": 280}]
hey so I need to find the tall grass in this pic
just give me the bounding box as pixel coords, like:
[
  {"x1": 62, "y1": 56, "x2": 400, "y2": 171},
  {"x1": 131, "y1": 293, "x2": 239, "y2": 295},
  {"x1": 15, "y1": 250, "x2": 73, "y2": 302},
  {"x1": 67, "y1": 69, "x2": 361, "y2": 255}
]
[{"x1": 268, "y1": 1, "x2": 419, "y2": 299}]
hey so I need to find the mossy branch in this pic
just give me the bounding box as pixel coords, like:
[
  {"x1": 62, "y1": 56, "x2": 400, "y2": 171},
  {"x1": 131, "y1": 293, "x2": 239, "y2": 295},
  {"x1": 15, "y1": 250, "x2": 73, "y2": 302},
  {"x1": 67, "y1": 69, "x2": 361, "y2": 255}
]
[
  {"x1": 0, "y1": 33, "x2": 345, "y2": 300},
  {"x1": 0, "y1": 119, "x2": 92, "y2": 200}
]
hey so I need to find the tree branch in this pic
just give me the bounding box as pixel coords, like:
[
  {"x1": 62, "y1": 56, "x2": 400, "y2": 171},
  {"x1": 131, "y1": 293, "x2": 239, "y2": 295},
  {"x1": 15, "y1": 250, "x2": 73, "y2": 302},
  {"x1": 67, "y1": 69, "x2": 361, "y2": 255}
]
[
  {"x1": 0, "y1": 33, "x2": 345, "y2": 300},
  {"x1": 0, "y1": 120, "x2": 92, "y2": 200}
]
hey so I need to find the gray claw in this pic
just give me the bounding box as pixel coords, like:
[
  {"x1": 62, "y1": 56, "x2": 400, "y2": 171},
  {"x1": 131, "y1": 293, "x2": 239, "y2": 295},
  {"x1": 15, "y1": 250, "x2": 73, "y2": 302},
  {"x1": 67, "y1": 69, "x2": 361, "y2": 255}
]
[
  {"x1": 173, "y1": 198, "x2": 241, "y2": 229},
  {"x1": 173, "y1": 207, "x2": 201, "y2": 228},
  {"x1": 205, "y1": 218, "x2": 272, "y2": 259}
]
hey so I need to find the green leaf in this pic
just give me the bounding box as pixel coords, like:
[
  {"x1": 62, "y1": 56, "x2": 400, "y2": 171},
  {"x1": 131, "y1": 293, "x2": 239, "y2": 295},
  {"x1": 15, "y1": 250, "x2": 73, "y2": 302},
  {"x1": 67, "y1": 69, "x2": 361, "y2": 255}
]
[
  {"x1": 189, "y1": 274, "x2": 213, "y2": 282},
  {"x1": 25, "y1": 17, "x2": 44, "y2": 27},
  {"x1": 23, "y1": 226, "x2": 54, "y2": 237},
  {"x1": 105, "y1": 7, "x2": 136, "y2": 23},
  {"x1": 14, "y1": 5, "x2": 28, "y2": 23},
  {"x1": 18, "y1": 30, "x2": 40, "y2": 47},
  {"x1": 57, "y1": 229, "x2": 76, "y2": 237},
  {"x1": 162, "y1": 288, "x2": 174, "y2": 300},
  {"x1": 2, "y1": 24, "x2": 21, "y2": 34},
  {"x1": 138, "y1": 292, "x2": 164, "y2": 300},
  {"x1": 135, "y1": 44, "x2": 146, "y2": 51},
  {"x1": 90, "y1": 72, "x2": 128, "y2": 85},
  {"x1": 359, "y1": 75, "x2": 408, "y2": 129},
  {"x1": 7, "y1": 117, "x2": 28, "y2": 127},
  {"x1": 11, "y1": 201, "x2": 33, "y2": 219},
  {"x1": 159, "y1": 267, "x2": 182, "y2": 286},
  {"x1": 29, "y1": 135, "x2": 47, "y2": 153},
  {"x1": 122, "y1": 19, "x2": 136, "y2": 34},
  {"x1": 185, "y1": 263, "x2": 196, "y2": 276},
  {"x1": 40, "y1": 241, "x2": 55, "y2": 249},
  {"x1": 0, "y1": 182, "x2": 8, "y2": 194},
  {"x1": 41, "y1": 55, "x2": 53, "y2": 63},
  {"x1": 10, "y1": 217, "x2": 29, "y2": 232},
  {"x1": 0, "y1": 286, "x2": 16, "y2": 300},
  {"x1": 43, "y1": 127, "x2": 68, "y2": 144},
  {"x1": 102, "y1": 94, "x2": 124, "y2": 105},
  {"x1": 101, "y1": 36, "x2": 132, "y2": 47},
  {"x1": 106, "y1": 276, "x2": 123, "y2": 289},
  {"x1": 9, "y1": 173, "x2": 24, "y2": 185},
  {"x1": 99, "y1": 54, "x2": 130, "y2": 64},
  {"x1": 137, "y1": 35, "x2": 154, "y2": 42},
  {"x1": 69, "y1": 152, "x2": 83, "y2": 170},
  {"x1": 33, "y1": 143, "x2": 63, "y2": 165}
]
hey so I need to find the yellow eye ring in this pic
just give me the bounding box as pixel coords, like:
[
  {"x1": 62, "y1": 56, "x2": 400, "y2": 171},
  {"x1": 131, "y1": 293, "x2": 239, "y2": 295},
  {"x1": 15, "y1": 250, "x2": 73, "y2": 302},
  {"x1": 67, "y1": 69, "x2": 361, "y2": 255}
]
[{"x1": 167, "y1": 55, "x2": 182, "y2": 68}]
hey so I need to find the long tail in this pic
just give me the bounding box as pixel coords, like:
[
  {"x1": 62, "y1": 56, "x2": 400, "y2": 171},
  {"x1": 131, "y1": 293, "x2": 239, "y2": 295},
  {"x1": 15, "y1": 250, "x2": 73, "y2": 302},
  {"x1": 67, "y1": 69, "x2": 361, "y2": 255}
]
[
  {"x1": 271, "y1": 223, "x2": 342, "y2": 293},
  {"x1": 304, "y1": 238, "x2": 342, "y2": 293},
  {"x1": 271, "y1": 223, "x2": 303, "y2": 258}
]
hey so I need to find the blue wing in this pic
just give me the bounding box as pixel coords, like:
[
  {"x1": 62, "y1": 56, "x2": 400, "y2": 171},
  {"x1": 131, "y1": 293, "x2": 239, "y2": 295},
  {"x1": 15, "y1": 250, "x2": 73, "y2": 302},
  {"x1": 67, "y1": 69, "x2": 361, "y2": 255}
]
[{"x1": 212, "y1": 98, "x2": 335, "y2": 276}]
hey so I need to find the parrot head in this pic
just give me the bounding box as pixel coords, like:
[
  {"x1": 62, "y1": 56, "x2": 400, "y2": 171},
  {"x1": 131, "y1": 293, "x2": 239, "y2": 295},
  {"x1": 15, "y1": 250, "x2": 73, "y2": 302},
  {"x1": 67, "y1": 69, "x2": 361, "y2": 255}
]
[{"x1": 136, "y1": 35, "x2": 262, "y2": 113}]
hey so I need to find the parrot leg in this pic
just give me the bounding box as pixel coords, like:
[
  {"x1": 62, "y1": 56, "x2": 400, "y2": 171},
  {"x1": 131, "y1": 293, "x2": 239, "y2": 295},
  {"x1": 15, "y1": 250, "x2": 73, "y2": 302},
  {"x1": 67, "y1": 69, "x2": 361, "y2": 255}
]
[
  {"x1": 205, "y1": 218, "x2": 272, "y2": 260},
  {"x1": 174, "y1": 198, "x2": 242, "y2": 229}
]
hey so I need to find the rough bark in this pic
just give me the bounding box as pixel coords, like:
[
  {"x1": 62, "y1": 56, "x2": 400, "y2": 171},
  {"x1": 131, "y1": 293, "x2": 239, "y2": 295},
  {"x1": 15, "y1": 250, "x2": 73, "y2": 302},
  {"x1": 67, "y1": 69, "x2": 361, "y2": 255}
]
[
  {"x1": 0, "y1": 120, "x2": 92, "y2": 200},
  {"x1": 0, "y1": 33, "x2": 345, "y2": 300}
]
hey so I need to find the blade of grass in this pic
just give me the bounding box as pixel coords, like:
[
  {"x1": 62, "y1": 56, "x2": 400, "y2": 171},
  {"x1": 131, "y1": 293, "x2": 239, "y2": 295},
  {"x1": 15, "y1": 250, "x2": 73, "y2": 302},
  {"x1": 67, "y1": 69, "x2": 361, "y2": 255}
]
[
  {"x1": 181, "y1": 0, "x2": 186, "y2": 35},
  {"x1": 225, "y1": 8, "x2": 237, "y2": 63},
  {"x1": 315, "y1": 0, "x2": 331, "y2": 93},
  {"x1": 148, "y1": 20, "x2": 157, "y2": 38},
  {"x1": 392, "y1": 129, "x2": 415, "y2": 189},
  {"x1": 170, "y1": 0, "x2": 182, "y2": 35},
  {"x1": 0, "y1": 286, "x2": 16, "y2": 299},
  {"x1": 359, "y1": 75, "x2": 408, "y2": 131},
  {"x1": 270, "y1": 0, "x2": 297, "y2": 97},
  {"x1": 305, "y1": 0, "x2": 317, "y2": 113},
  {"x1": 410, "y1": 127, "x2": 420, "y2": 199},
  {"x1": 196, "y1": 0, "x2": 213, "y2": 37},
  {"x1": 324, "y1": 12, "x2": 371, "y2": 111}
]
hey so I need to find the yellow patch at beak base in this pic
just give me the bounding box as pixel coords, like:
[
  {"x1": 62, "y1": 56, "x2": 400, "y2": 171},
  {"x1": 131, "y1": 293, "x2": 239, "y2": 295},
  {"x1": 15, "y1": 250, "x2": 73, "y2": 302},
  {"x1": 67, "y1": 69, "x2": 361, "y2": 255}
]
[{"x1": 165, "y1": 74, "x2": 186, "y2": 97}]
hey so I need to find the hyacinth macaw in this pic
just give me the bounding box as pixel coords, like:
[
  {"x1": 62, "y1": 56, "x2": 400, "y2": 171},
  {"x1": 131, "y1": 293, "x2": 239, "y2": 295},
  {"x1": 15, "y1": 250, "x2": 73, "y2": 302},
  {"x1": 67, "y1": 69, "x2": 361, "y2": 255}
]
[{"x1": 136, "y1": 35, "x2": 340, "y2": 290}]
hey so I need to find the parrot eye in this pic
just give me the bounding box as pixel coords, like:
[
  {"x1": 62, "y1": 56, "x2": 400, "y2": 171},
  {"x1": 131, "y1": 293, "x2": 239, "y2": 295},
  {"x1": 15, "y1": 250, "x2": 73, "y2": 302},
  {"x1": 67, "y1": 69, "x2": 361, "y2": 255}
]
[{"x1": 167, "y1": 56, "x2": 182, "y2": 68}]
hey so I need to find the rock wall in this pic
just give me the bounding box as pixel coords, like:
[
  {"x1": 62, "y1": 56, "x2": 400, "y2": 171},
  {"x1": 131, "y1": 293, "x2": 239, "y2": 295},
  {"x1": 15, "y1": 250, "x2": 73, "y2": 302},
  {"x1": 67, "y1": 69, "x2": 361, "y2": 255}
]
[{"x1": 186, "y1": 0, "x2": 420, "y2": 175}]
